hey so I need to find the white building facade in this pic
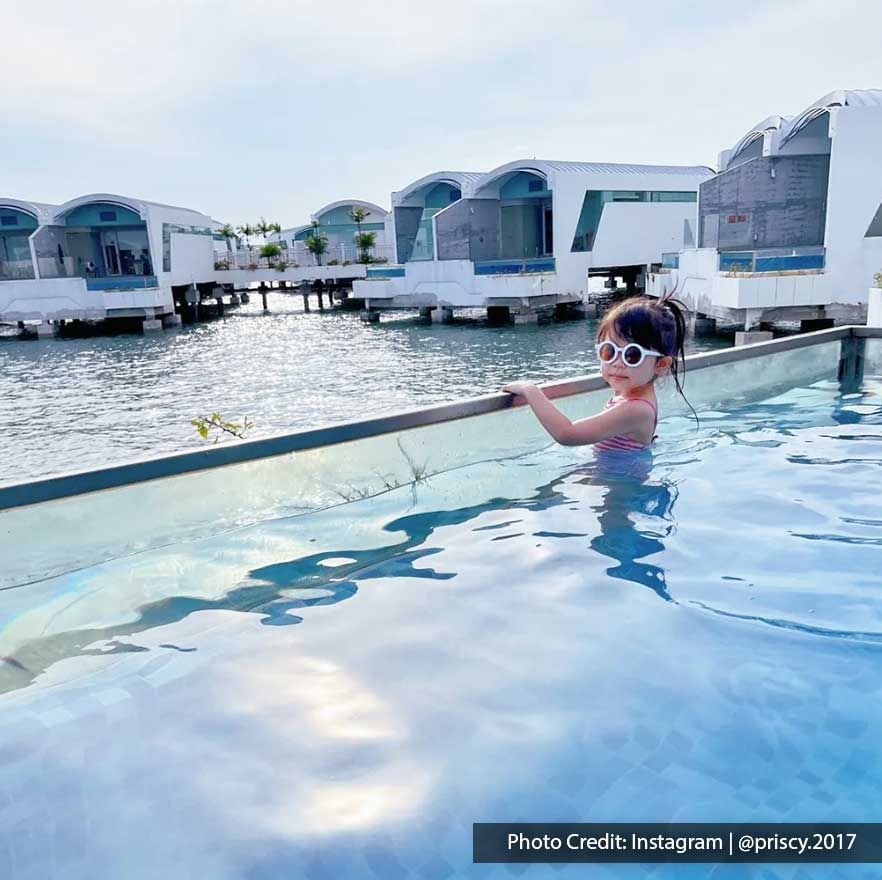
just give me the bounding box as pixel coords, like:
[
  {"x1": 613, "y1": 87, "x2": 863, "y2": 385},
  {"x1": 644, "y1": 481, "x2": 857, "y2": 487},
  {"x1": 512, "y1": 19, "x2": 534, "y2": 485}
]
[
  {"x1": 271, "y1": 199, "x2": 393, "y2": 266},
  {"x1": 354, "y1": 160, "x2": 712, "y2": 313},
  {"x1": 0, "y1": 193, "x2": 220, "y2": 329},
  {"x1": 648, "y1": 89, "x2": 882, "y2": 328}
]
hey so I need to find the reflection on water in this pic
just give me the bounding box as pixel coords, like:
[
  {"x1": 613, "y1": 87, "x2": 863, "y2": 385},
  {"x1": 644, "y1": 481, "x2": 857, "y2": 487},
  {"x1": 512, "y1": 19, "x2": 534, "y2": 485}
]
[
  {"x1": 1, "y1": 448, "x2": 685, "y2": 695},
  {"x1": 0, "y1": 301, "x2": 729, "y2": 484},
  {"x1": 1, "y1": 377, "x2": 881, "y2": 879}
]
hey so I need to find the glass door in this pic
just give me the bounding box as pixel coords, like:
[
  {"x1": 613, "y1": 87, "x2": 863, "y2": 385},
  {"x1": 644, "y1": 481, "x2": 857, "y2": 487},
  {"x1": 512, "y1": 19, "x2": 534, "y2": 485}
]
[{"x1": 101, "y1": 230, "x2": 120, "y2": 275}]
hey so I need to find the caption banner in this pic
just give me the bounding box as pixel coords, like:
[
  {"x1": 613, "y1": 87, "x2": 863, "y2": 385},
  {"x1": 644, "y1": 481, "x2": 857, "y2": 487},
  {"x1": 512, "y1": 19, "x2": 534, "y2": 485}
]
[{"x1": 473, "y1": 824, "x2": 882, "y2": 863}]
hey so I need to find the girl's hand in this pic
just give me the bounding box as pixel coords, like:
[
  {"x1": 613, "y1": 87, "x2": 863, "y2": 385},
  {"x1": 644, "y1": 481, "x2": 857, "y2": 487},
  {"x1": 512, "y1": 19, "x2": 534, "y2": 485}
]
[{"x1": 501, "y1": 382, "x2": 537, "y2": 398}]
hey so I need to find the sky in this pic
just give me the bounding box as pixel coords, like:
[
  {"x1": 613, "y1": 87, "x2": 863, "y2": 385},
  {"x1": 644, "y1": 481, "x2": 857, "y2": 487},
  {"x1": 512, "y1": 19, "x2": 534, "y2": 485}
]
[{"x1": 4, "y1": 0, "x2": 882, "y2": 229}]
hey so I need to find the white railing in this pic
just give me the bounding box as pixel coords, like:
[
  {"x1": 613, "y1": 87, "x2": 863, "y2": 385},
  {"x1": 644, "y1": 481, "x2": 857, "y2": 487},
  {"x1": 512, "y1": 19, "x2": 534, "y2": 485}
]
[{"x1": 215, "y1": 244, "x2": 396, "y2": 270}]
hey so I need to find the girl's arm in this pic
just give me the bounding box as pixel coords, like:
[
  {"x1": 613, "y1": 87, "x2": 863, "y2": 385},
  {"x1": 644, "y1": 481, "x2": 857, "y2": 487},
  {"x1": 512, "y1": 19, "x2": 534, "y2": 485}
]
[{"x1": 501, "y1": 383, "x2": 651, "y2": 447}]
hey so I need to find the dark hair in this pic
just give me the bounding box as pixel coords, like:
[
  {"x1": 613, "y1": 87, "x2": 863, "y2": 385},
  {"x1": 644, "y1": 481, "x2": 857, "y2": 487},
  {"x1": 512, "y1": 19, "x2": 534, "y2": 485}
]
[{"x1": 596, "y1": 292, "x2": 698, "y2": 425}]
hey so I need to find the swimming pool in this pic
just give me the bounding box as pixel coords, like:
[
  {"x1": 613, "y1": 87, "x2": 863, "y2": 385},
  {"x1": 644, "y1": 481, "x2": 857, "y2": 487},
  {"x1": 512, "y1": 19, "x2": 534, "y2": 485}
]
[{"x1": 1, "y1": 329, "x2": 881, "y2": 879}]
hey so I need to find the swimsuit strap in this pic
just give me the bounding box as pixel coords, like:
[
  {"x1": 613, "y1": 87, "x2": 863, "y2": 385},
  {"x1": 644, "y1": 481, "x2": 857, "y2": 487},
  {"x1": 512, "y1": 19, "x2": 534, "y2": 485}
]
[{"x1": 608, "y1": 394, "x2": 658, "y2": 428}]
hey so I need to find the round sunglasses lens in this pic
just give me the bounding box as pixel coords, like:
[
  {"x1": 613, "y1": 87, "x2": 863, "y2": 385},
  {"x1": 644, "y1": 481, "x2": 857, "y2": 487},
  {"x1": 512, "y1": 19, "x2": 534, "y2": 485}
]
[
  {"x1": 598, "y1": 342, "x2": 616, "y2": 362},
  {"x1": 623, "y1": 345, "x2": 643, "y2": 366}
]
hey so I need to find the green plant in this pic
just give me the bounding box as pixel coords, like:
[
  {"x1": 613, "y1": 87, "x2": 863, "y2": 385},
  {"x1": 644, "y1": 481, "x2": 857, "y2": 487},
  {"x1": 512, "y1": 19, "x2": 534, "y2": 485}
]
[
  {"x1": 874, "y1": 270, "x2": 882, "y2": 289},
  {"x1": 214, "y1": 259, "x2": 230, "y2": 270},
  {"x1": 217, "y1": 224, "x2": 236, "y2": 251},
  {"x1": 260, "y1": 242, "x2": 282, "y2": 259},
  {"x1": 236, "y1": 223, "x2": 256, "y2": 247},
  {"x1": 327, "y1": 258, "x2": 340, "y2": 266},
  {"x1": 305, "y1": 221, "x2": 329, "y2": 266},
  {"x1": 355, "y1": 230, "x2": 377, "y2": 264},
  {"x1": 256, "y1": 217, "x2": 281, "y2": 242},
  {"x1": 275, "y1": 261, "x2": 288, "y2": 271},
  {"x1": 191, "y1": 413, "x2": 254, "y2": 443}
]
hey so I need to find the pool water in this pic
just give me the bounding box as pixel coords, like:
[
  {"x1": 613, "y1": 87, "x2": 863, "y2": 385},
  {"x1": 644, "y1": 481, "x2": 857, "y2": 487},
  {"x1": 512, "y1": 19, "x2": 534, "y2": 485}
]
[{"x1": 1, "y1": 375, "x2": 881, "y2": 879}]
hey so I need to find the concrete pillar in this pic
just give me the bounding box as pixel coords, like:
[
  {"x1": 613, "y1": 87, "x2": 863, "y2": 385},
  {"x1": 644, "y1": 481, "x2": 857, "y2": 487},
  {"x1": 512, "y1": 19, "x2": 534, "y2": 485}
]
[
  {"x1": 419, "y1": 307, "x2": 433, "y2": 321},
  {"x1": 692, "y1": 316, "x2": 717, "y2": 335},
  {"x1": 800, "y1": 318, "x2": 834, "y2": 333},
  {"x1": 215, "y1": 296, "x2": 225, "y2": 316},
  {"x1": 361, "y1": 309, "x2": 381, "y2": 323},
  {"x1": 240, "y1": 291, "x2": 250, "y2": 304},
  {"x1": 258, "y1": 282, "x2": 269, "y2": 311},
  {"x1": 142, "y1": 319, "x2": 163, "y2": 333},
  {"x1": 36, "y1": 322, "x2": 56, "y2": 338},
  {"x1": 230, "y1": 293, "x2": 241, "y2": 306},
  {"x1": 869, "y1": 288, "x2": 882, "y2": 327},
  {"x1": 735, "y1": 330, "x2": 773, "y2": 346},
  {"x1": 486, "y1": 306, "x2": 511, "y2": 324},
  {"x1": 162, "y1": 313, "x2": 183, "y2": 328},
  {"x1": 431, "y1": 306, "x2": 453, "y2": 324},
  {"x1": 513, "y1": 309, "x2": 539, "y2": 325},
  {"x1": 742, "y1": 308, "x2": 763, "y2": 331}
]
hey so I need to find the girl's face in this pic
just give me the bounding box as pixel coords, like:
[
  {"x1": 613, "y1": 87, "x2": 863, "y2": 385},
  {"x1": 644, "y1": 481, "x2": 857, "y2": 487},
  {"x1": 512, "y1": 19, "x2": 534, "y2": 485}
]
[{"x1": 598, "y1": 326, "x2": 672, "y2": 393}]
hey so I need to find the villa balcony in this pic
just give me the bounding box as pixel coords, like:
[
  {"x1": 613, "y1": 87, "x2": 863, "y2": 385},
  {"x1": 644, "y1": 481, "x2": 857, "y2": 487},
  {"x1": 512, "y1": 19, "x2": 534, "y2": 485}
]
[
  {"x1": 84, "y1": 275, "x2": 158, "y2": 291},
  {"x1": 474, "y1": 257, "x2": 555, "y2": 276},
  {"x1": 719, "y1": 247, "x2": 825, "y2": 273}
]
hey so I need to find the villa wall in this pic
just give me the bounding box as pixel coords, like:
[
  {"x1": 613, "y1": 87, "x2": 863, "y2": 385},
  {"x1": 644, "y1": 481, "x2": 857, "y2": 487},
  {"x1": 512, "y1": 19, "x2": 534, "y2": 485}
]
[
  {"x1": 697, "y1": 155, "x2": 830, "y2": 251},
  {"x1": 435, "y1": 199, "x2": 499, "y2": 262},
  {"x1": 824, "y1": 104, "x2": 882, "y2": 299},
  {"x1": 393, "y1": 206, "x2": 422, "y2": 263}
]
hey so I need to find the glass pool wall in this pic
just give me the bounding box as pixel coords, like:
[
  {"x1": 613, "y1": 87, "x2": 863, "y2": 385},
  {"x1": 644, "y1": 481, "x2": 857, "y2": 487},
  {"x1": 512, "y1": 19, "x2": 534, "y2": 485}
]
[{"x1": 0, "y1": 333, "x2": 871, "y2": 594}]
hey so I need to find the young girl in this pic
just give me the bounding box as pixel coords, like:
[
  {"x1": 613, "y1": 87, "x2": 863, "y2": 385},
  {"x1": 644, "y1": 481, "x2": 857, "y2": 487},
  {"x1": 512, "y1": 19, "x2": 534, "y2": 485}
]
[{"x1": 502, "y1": 294, "x2": 691, "y2": 450}]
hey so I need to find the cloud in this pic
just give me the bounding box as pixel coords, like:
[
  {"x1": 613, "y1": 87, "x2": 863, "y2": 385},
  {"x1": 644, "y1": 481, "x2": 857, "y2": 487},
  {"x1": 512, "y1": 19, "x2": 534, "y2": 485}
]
[{"x1": 5, "y1": 0, "x2": 882, "y2": 218}]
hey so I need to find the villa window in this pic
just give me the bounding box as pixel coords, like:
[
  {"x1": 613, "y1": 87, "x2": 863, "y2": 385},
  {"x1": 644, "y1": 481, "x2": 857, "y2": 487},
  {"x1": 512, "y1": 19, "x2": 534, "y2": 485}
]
[
  {"x1": 1, "y1": 215, "x2": 18, "y2": 226},
  {"x1": 528, "y1": 180, "x2": 545, "y2": 193},
  {"x1": 650, "y1": 191, "x2": 697, "y2": 202},
  {"x1": 99, "y1": 210, "x2": 117, "y2": 222}
]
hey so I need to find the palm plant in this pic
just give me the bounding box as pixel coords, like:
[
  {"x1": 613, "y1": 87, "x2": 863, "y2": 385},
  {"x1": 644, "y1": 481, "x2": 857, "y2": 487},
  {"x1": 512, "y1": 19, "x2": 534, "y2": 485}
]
[
  {"x1": 260, "y1": 242, "x2": 282, "y2": 266},
  {"x1": 217, "y1": 223, "x2": 236, "y2": 252},
  {"x1": 355, "y1": 230, "x2": 377, "y2": 264},
  {"x1": 305, "y1": 221, "x2": 329, "y2": 266},
  {"x1": 350, "y1": 206, "x2": 370, "y2": 227},
  {"x1": 236, "y1": 223, "x2": 256, "y2": 248}
]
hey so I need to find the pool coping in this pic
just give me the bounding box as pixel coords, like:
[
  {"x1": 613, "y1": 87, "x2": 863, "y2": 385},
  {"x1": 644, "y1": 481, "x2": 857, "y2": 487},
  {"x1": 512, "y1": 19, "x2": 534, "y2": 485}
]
[{"x1": 3, "y1": 325, "x2": 880, "y2": 510}]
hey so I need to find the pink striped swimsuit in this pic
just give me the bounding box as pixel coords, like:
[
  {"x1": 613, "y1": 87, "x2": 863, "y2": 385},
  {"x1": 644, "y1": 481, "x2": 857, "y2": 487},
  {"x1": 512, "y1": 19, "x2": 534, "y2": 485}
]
[{"x1": 594, "y1": 394, "x2": 658, "y2": 453}]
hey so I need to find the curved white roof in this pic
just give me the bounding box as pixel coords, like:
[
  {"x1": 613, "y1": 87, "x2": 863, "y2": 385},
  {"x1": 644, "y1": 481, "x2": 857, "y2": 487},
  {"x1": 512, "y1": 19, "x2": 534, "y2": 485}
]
[
  {"x1": 473, "y1": 158, "x2": 713, "y2": 194},
  {"x1": 777, "y1": 89, "x2": 882, "y2": 144},
  {"x1": 51, "y1": 193, "x2": 212, "y2": 225},
  {"x1": 725, "y1": 89, "x2": 882, "y2": 160},
  {"x1": 726, "y1": 115, "x2": 788, "y2": 164},
  {"x1": 54, "y1": 193, "x2": 147, "y2": 220},
  {"x1": 0, "y1": 198, "x2": 55, "y2": 222},
  {"x1": 311, "y1": 199, "x2": 389, "y2": 221},
  {"x1": 393, "y1": 171, "x2": 485, "y2": 204},
  {"x1": 274, "y1": 223, "x2": 312, "y2": 238}
]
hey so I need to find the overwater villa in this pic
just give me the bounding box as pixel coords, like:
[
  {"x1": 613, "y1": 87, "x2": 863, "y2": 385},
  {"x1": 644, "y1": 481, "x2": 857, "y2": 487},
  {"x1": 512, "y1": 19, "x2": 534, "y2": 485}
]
[
  {"x1": 0, "y1": 193, "x2": 219, "y2": 334},
  {"x1": 269, "y1": 199, "x2": 393, "y2": 266},
  {"x1": 649, "y1": 89, "x2": 882, "y2": 335},
  {"x1": 353, "y1": 160, "x2": 713, "y2": 322}
]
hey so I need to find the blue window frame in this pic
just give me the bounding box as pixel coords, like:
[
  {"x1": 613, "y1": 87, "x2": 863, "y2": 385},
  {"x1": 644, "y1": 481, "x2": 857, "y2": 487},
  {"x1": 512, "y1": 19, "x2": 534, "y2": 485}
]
[
  {"x1": 1, "y1": 215, "x2": 18, "y2": 226},
  {"x1": 528, "y1": 180, "x2": 545, "y2": 192},
  {"x1": 99, "y1": 210, "x2": 117, "y2": 222}
]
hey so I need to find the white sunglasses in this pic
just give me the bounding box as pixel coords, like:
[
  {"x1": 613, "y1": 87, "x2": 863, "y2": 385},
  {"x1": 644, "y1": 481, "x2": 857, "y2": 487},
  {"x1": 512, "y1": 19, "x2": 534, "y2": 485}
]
[{"x1": 595, "y1": 340, "x2": 663, "y2": 368}]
